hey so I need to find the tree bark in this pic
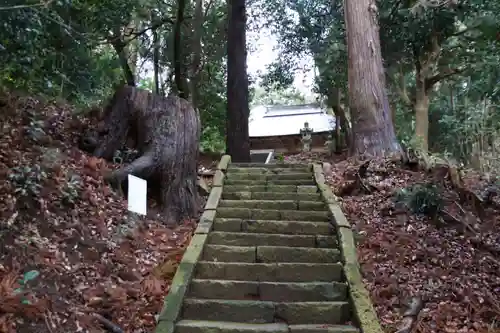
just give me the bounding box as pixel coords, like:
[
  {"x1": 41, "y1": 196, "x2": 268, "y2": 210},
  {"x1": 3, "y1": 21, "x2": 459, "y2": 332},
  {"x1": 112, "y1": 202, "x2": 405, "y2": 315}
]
[
  {"x1": 414, "y1": 74, "x2": 430, "y2": 151},
  {"x1": 327, "y1": 87, "x2": 351, "y2": 153},
  {"x1": 344, "y1": 0, "x2": 400, "y2": 157},
  {"x1": 111, "y1": 39, "x2": 136, "y2": 86},
  {"x1": 125, "y1": 16, "x2": 140, "y2": 77},
  {"x1": 91, "y1": 85, "x2": 201, "y2": 224},
  {"x1": 173, "y1": 0, "x2": 189, "y2": 99},
  {"x1": 226, "y1": 0, "x2": 251, "y2": 162},
  {"x1": 152, "y1": 10, "x2": 161, "y2": 95},
  {"x1": 188, "y1": 0, "x2": 204, "y2": 107}
]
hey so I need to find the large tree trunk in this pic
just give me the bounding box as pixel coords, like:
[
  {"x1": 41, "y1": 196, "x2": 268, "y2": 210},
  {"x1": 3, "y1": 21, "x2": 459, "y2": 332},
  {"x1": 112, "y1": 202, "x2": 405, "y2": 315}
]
[
  {"x1": 189, "y1": 0, "x2": 204, "y2": 107},
  {"x1": 92, "y1": 85, "x2": 201, "y2": 224},
  {"x1": 152, "y1": 10, "x2": 161, "y2": 95},
  {"x1": 173, "y1": 0, "x2": 189, "y2": 99},
  {"x1": 414, "y1": 75, "x2": 430, "y2": 151},
  {"x1": 344, "y1": 0, "x2": 401, "y2": 157},
  {"x1": 327, "y1": 87, "x2": 351, "y2": 153},
  {"x1": 226, "y1": 0, "x2": 251, "y2": 163},
  {"x1": 111, "y1": 40, "x2": 136, "y2": 86}
]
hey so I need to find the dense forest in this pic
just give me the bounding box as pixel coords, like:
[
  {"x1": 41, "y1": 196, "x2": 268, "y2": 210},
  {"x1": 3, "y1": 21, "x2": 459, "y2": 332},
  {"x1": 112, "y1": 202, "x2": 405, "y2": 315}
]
[
  {"x1": 0, "y1": 0, "x2": 499, "y2": 332},
  {"x1": 2, "y1": 0, "x2": 499, "y2": 163}
]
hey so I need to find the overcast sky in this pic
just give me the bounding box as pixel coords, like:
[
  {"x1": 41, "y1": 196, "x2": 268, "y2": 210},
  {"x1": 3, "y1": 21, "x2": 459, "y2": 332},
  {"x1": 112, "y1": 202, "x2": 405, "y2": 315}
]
[
  {"x1": 138, "y1": 26, "x2": 315, "y2": 95},
  {"x1": 246, "y1": 28, "x2": 315, "y2": 96}
]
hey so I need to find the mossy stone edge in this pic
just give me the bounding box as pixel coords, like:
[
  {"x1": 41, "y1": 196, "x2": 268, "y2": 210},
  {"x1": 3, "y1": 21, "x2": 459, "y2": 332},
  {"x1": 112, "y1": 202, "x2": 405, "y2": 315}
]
[
  {"x1": 155, "y1": 156, "x2": 230, "y2": 332},
  {"x1": 313, "y1": 163, "x2": 384, "y2": 333},
  {"x1": 217, "y1": 154, "x2": 231, "y2": 171},
  {"x1": 155, "y1": 233, "x2": 207, "y2": 332}
]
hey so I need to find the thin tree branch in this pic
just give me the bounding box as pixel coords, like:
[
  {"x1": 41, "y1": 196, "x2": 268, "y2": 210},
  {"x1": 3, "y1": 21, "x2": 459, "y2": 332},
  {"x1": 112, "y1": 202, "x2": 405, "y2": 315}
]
[
  {"x1": 105, "y1": 16, "x2": 175, "y2": 45},
  {"x1": 395, "y1": 64, "x2": 414, "y2": 107},
  {"x1": 425, "y1": 67, "x2": 465, "y2": 89},
  {"x1": 0, "y1": 1, "x2": 52, "y2": 11}
]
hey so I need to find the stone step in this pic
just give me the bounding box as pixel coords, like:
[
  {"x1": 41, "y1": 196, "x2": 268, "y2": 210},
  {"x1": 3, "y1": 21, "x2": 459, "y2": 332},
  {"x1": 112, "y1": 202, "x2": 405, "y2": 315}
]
[
  {"x1": 202, "y1": 245, "x2": 341, "y2": 263},
  {"x1": 229, "y1": 163, "x2": 311, "y2": 170},
  {"x1": 222, "y1": 191, "x2": 321, "y2": 201},
  {"x1": 223, "y1": 185, "x2": 318, "y2": 194},
  {"x1": 216, "y1": 208, "x2": 330, "y2": 222},
  {"x1": 188, "y1": 279, "x2": 348, "y2": 302},
  {"x1": 213, "y1": 219, "x2": 333, "y2": 236},
  {"x1": 287, "y1": 325, "x2": 359, "y2": 333},
  {"x1": 175, "y1": 320, "x2": 289, "y2": 333},
  {"x1": 224, "y1": 179, "x2": 316, "y2": 186},
  {"x1": 194, "y1": 262, "x2": 343, "y2": 282},
  {"x1": 225, "y1": 173, "x2": 313, "y2": 181},
  {"x1": 219, "y1": 200, "x2": 326, "y2": 211},
  {"x1": 208, "y1": 231, "x2": 337, "y2": 248},
  {"x1": 175, "y1": 320, "x2": 359, "y2": 333},
  {"x1": 182, "y1": 299, "x2": 350, "y2": 325}
]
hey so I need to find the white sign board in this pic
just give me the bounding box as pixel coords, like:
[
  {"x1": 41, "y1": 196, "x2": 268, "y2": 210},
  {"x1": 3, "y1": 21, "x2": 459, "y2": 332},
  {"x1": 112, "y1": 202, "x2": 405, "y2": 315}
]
[{"x1": 127, "y1": 174, "x2": 147, "y2": 216}]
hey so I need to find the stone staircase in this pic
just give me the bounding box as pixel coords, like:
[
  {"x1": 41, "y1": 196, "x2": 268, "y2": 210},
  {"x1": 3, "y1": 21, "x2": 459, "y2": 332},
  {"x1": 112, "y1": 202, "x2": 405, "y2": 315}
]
[{"x1": 155, "y1": 157, "x2": 383, "y2": 333}]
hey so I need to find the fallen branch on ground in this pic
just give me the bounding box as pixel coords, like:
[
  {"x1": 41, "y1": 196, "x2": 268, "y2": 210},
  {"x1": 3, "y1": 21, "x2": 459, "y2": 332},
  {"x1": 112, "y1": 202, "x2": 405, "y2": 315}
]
[
  {"x1": 92, "y1": 313, "x2": 124, "y2": 333},
  {"x1": 336, "y1": 160, "x2": 379, "y2": 196},
  {"x1": 395, "y1": 297, "x2": 424, "y2": 333}
]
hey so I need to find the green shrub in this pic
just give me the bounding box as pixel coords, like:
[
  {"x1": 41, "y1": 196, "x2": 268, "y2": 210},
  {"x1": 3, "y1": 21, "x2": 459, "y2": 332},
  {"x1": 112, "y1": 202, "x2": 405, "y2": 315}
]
[
  {"x1": 394, "y1": 182, "x2": 443, "y2": 217},
  {"x1": 8, "y1": 164, "x2": 47, "y2": 198}
]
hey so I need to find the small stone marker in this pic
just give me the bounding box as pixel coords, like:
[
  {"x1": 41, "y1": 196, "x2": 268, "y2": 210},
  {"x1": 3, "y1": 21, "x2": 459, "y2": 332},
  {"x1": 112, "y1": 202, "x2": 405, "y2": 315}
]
[
  {"x1": 300, "y1": 121, "x2": 314, "y2": 152},
  {"x1": 127, "y1": 174, "x2": 147, "y2": 216}
]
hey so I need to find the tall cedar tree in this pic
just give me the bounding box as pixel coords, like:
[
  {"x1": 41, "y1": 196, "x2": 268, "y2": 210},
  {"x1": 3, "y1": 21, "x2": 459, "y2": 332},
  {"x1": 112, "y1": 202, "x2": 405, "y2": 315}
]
[
  {"x1": 344, "y1": 0, "x2": 401, "y2": 157},
  {"x1": 226, "y1": 0, "x2": 251, "y2": 162}
]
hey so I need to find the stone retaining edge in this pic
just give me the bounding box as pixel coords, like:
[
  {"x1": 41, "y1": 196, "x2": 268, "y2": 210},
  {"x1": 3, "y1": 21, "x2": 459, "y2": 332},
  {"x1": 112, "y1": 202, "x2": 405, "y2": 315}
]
[
  {"x1": 154, "y1": 155, "x2": 231, "y2": 333},
  {"x1": 313, "y1": 163, "x2": 384, "y2": 333},
  {"x1": 195, "y1": 154, "x2": 230, "y2": 234}
]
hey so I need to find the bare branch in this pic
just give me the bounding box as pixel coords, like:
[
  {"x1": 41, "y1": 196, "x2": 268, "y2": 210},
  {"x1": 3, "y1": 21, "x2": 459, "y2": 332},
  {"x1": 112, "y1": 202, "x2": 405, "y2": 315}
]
[
  {"x1": 425, "y1": 67, "x2": 465, "y2": 89},
  {"x1": 106, "y1": 16, "x2": 175, "y2": 46},
  {"x1": 0, "y1": 0, "x2": 52, "y2": 11},
  {"x1": 393, "y1": 64, "x2": 414, "y2": 107}
]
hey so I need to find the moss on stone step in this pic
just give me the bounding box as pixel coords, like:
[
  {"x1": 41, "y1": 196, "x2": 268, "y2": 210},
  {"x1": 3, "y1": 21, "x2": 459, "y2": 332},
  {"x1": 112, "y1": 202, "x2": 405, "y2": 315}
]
[
  {"x1": 289, "y1": 324, "x2": 360, "y2": 333},
  {"x1": 224, "y1": 179, "x2": 316, "y2": 186},
  {"x1": 218, "y1": 200, "x2": 326, "y2": 211},
  {"x1": 203, "y1": 244, "x2": 256, "y2": 262},
  {"x1": 256, "y1": 246, "x2": 341, "y2": 263},
  {"x1": 219, "y1": 199, "x2": 297, "y2": 210},
  {"x1": 212, "y1": 219, "x2": 332, "y2": 235},
  {"x1": 230, "y1": 163, "x2": 311, "y2": 170},
  {"x1": 188, "y1": 279, "x2": 348, "y2": 302},
  {"x1": 194, "y1": 261, "x2": 344, "y2": 282},
  {"x1": 174, "y1": 321, "x2": 360, "y2": 333},
  {"x1": 175, "y1": 320, "x2": 289, "y2": 333},
  {"x1": 182, "y1": 299, "x2": 350, "y2": 325},
  {"x1": 202, "y1": 244, "x2": 340, "y2": 263},
  {"x1": 297, "y1": 185, "x2": 318, "y2": 194},
  {"x1": 222, "y1": 191, "x2": 321, "y2": 201},
  {"x1": 225, "y1": 173, "x2": 313, "y2": 181},
  {"x1": 208, "y1": 231, "x2": 319, "y2": 247},
  {"x1": 216, "y1": 208, "x2": 330, "y2": 222}
]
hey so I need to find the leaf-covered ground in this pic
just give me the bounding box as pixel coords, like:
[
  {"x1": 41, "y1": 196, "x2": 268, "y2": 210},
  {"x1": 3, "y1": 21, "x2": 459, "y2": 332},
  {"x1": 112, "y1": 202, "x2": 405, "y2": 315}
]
[
  {"x1": 0, "y1": 92, "x2": 197, "y2": 333},
  {"x1": 285, "y1": 152, "x2": 500, "y2": 333}
]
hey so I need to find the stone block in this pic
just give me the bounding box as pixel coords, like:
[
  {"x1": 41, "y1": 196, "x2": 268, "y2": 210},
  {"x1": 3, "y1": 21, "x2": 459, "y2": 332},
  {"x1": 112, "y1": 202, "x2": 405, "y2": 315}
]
[
  {"x1": 204, "y1": 186, "x2": 222, "y2": 210},
  {"x1": 217, "y1": 154, "x2": 231, "y2": 171},
  {"x1": 203, "y1": 244, "x2": 256, "y2": 262},
  {"x1": 194, "y1": 210, "x2": 216, "y2": 234},
  {"x1": 256, "y1": 246, "x2": 341, "y2": 263},
  {"x1": 156, "y1": 234, "x2": 207, "y2": 322}
]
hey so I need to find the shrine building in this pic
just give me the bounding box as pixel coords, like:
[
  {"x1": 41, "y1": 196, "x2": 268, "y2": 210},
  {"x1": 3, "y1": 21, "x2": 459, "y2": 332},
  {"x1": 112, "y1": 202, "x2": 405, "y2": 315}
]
[{"x1": 248, "y1": 103, "x2": 336, "y2": 158}]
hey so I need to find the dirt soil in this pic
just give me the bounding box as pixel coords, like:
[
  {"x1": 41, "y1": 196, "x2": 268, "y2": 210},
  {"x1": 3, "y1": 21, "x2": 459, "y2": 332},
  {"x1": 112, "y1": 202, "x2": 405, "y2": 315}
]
[
  {"x1": 0, "y1": 92, "x2": 197, "y2": 333},
  {"x1": 285, "y1": 152, "x2": 500, "y2": 333}
]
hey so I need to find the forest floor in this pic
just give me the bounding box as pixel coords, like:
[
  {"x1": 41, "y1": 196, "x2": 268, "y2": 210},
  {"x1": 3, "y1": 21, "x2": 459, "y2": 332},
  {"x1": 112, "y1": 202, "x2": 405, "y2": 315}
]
[
  {"x1": 1, "y1": 90, "x2": 499, "y2": 333},
  {"x1": 286, "y1": 152, "x2": 500, "y2": 333},
  {"x1": 0, "y1": 92, "x2": 198, "y2": 333}
]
